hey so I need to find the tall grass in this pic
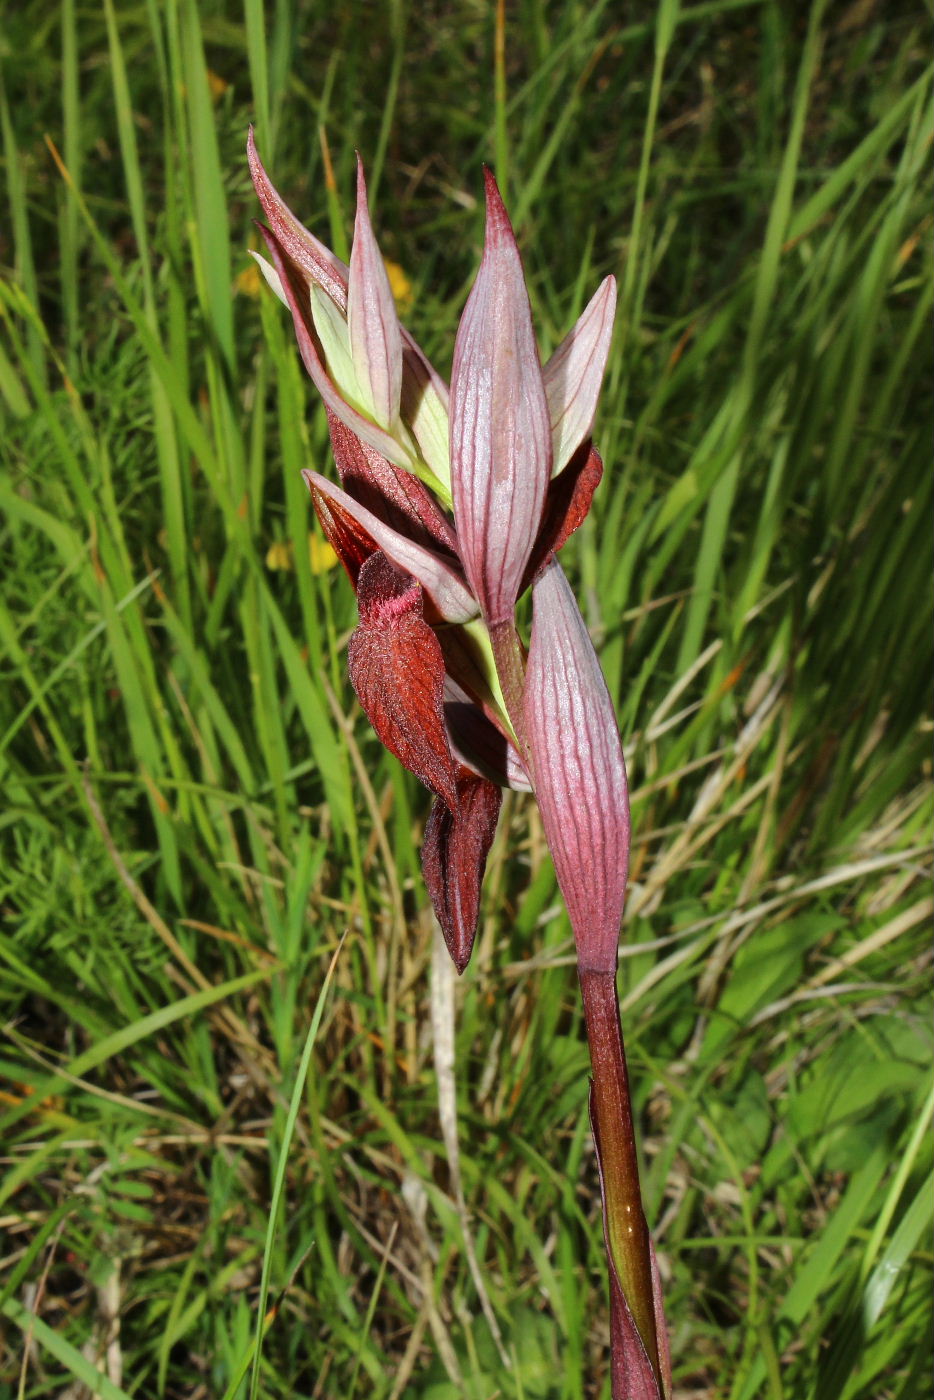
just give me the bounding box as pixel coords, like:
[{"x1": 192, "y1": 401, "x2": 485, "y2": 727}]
[{"x1": 1, "y1": 2, "x2": 930, "y2": 1397}]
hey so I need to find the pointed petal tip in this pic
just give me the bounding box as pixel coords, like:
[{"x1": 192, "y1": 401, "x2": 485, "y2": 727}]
[
  {"x1": 422, "y1": 779, "x2": 502, "y2": 978},
  {"x1": 598, "y1": 273, "x2": 618, "y2": 316},
  {"x1": 482, "y1": 167, "x2": 512, "y2": 240},
  {"x1": 446, "y1": 932, "x2": 473, "y2": 975},
  {"x1": 248, "y1": 138, "x2": 350, "y2": 310},
  {"x1": 246, "y1": 125, "x2": 264, "y2": 181}
]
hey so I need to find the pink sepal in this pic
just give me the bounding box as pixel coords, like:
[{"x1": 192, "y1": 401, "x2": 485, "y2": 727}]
[
  {"x1": 348, "y1": 157, "x2": 403, "y2": 428},
  {"x1": 543, "y1": 276, "x2": 616, "y2": 473},
  {"x1": 303, "y1": 471, "x2": 476, "y2": 624},
  {"x1": 523, "y1": 556, "x2": 629, "y2": 972},
  {"x1": 257, "y1": 223, "x2": 417, "y2": 471},
  {"x1": 449, "y1": 169, "x2": 552, "y2": 626}
]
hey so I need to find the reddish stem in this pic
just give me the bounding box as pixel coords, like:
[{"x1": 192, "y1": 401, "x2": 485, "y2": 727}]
[{"x1": 579, "y1": 965, "x2": 661, "y2": 1392}]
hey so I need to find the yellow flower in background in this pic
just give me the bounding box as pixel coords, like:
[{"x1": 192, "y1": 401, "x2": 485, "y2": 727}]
[
  {"x1": 265, "y1": 540, "x2": 293, "y2": 571},
  {"x1": 207, "y1": 71, "x2": 229, "y2": 103},
  {"x1": 308, "y1": 532, "x2": 339, "y2": 574},
  {"x1": 265, "y1": 534, "x2": 339, "y2": 575},
  {"x1": 383, "y1": 258, "x2": 413, "y2": 314},
  {"x1": 237, "y1": 260, "x2": 263, "y2": 298}
]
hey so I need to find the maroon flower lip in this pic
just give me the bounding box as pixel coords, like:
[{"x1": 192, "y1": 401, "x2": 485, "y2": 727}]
[{"x1": 248, "y1": 128, "x2": 623, "y2": 976}]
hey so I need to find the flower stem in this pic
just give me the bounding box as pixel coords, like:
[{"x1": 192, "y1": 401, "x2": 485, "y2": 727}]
[
  {"x1": 579, "y1": 965, "x2": 661, "y2": 1391},
  {"x1": 489, "y1": 619, "x2": 529, "y2": 758}
]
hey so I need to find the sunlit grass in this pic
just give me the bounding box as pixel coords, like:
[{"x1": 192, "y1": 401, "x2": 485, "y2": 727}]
[{"x1": 1, "y1": 2, "x2": 931, "y2": 1397}]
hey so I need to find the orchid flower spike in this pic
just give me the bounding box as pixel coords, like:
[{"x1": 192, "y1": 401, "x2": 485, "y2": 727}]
[
  {"x1": 249, "y1": 134, "x2": 670, "y2": 1397},
  {"x1": 249, "y1": 131, "x2": 617, "y2": 974}
]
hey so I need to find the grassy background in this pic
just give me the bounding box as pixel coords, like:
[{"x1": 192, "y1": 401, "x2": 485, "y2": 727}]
[{"x1": 1, "y1": 0, "x2": 931, "y2": 1396}]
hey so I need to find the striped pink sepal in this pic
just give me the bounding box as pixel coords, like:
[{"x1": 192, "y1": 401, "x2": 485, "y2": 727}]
[
  {"x1": 523, "y1": 556, "x2": 630, "y2": 972},
  {"x1": 302, "y1": 471, "x2": 476, "y2": 624},
  {"x1": 347, "y1": 157, "x2": 403, "y2": 429},
  {"x1": 449, "y1": 169, "x2": 552, "y2": 626}
]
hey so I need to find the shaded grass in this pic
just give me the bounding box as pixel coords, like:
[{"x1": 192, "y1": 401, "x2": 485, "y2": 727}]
[{"x1": 0, "y1": 1, "x2": 931, "y2": 1397}]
